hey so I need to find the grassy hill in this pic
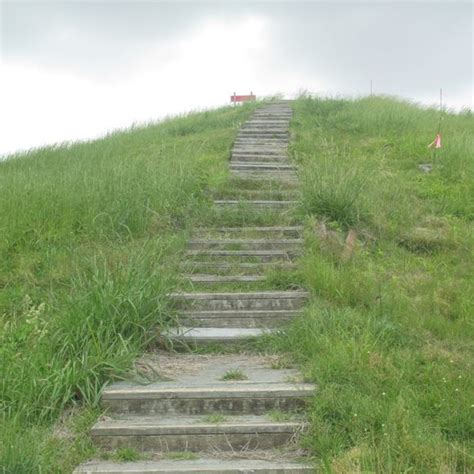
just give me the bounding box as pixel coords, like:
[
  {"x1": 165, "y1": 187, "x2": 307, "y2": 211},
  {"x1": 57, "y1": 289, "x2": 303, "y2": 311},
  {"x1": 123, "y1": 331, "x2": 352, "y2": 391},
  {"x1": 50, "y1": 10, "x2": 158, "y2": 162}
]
[{"x1": 1, "y1": 97, "x2": 472, "y2": 472}]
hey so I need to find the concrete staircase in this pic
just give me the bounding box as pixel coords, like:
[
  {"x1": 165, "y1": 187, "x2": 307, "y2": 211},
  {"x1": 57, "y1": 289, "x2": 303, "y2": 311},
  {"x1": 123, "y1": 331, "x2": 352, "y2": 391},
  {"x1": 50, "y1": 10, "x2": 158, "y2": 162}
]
[{"x1": 76, "y1": 103, "x2": 314, "y2": 473}]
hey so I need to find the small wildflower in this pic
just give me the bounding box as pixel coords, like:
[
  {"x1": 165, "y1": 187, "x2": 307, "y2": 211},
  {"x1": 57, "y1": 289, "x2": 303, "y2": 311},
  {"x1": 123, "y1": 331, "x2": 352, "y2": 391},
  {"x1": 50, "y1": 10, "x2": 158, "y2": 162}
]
[
  {"x1": 354, "y1": 413, "x2": 358, "y2": 417},
  {"x1": 382, "y1": 392, "x2": 386, "y2": 396},
  {"x1": 455, "y1": 388, "x2": 459, "y2": 392},
  {"x1": 458, "y1": 375, "x2": 462, "y2": 379}
]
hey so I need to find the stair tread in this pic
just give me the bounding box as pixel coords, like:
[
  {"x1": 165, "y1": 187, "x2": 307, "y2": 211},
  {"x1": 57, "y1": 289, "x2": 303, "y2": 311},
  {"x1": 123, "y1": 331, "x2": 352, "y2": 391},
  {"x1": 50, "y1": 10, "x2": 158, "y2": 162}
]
[
  {"x1": 214, "y1": 200, "x2": 297, "y2": 204},
  {"x1": 170, "y1": 291, "x2": 309, "y2": 299},
  {"x1": 164, "y1": 327, "x2": 269, "y2": 341},
  {"x1": 103, "y1": 353, "x2": 312, "y2": 395},
  {"x1": 102, "y1": 383, "x2": 314, "y2": 399},
  {"x1": 188, "y1": 239, "x2": 303, "y2": 244},
  {"x1": 75, "y1": 459, "x2": 313, "y2": 473},
  {"x1": 92, "y1": 414, "x2": 305, "y2": 435},
  {"x1": 184, "y1": 275, "x2": 266, "y2": 282},
  {"x1": 201, "y1": 226, "x2": 303, "y2": 231}
]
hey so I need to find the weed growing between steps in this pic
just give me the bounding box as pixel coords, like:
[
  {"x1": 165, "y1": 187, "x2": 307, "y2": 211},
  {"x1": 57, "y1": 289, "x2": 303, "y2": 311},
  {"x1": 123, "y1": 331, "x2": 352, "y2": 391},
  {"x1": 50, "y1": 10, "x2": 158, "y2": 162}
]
[
  {"x1": 268, "y1": 96, "x2": 473, "y2": 471},
  {"x1": 0, "y1": 103, "x2": 259, "y2": 471}
]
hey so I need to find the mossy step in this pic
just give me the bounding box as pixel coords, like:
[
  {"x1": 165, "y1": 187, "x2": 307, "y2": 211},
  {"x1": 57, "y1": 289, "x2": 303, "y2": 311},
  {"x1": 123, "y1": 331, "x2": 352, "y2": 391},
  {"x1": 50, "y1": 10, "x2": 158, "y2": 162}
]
[
  {"x1": 214, "y1": 191, "x2": 299, "y2": 201},
  {"x1": 183, "y1": 274, "x2": 266, "y2": 284},
  {"x1": 239, "y1": 131, "x2": 289, "y2": 136},
  {"x1": 230, "y1": 165, "x2": 296, "y2": 173},
  {"x1": 228, "y1": 174, "x2": 298, "y2": 182},
  {"x1": 164, "y1": 327, "x2": 269, "y2": 346},
  {"x1": 169, "y1": 291, "x2": 309, "y2": 311},
  {"x1": 230, "y1": 154, "x2": 289, "y2": 162},
  {"x1": 179, "y1": 309, "x2": 301, "y2": 328},
  {"x1": 234, "y1": 139, "x2": 288, "y2": 144},
  {"x1": 214, "y1": 200, "x2": 298, "y2": 208},
  {"x1": 185, "y1": 250, "x2": 301, "y2": 262},
  {"x1": 187, "y1": 239, "x2": 303, "y2": 250},
  {"x1": 181, "y1": 262, "x2": 297, "y2": 275},
  {"x1": 193, "y1": 226, "x2": 303, "y2": 237},
  {"x1": 231, "y1": 149, "x2": 287, "y2": 156}
]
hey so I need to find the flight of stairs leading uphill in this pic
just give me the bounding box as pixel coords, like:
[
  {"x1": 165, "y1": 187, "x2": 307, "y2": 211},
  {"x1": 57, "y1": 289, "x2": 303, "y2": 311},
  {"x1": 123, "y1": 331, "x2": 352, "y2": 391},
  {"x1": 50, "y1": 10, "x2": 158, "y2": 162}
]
[{"x1": 76, "y1": 102, "x2": 315, "y2": 473}]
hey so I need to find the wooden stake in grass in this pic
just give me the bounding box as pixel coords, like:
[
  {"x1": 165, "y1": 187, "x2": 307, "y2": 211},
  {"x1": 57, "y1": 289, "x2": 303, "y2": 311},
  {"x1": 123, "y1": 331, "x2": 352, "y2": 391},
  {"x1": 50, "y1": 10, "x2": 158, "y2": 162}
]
[{"x1": 341, "y1": 229, "x2": 358, "y2": 262}]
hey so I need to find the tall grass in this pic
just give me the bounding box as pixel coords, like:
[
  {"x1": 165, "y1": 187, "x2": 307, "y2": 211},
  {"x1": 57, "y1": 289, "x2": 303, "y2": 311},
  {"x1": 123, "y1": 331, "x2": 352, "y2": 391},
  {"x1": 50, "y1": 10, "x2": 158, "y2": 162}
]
[
  {"x1": 0, "y1": 103, "x2": 258, "y2": 471},
  {"x1": 272, "y1": 95, "x2": 474, "y2": 472}
]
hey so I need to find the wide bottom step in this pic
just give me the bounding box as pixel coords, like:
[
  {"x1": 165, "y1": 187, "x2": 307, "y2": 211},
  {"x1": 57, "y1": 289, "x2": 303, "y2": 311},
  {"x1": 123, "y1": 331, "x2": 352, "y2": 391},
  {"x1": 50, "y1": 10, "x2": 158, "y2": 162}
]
[{"x1": 75, "y1": 458, "x2": 313, "y2": 473}]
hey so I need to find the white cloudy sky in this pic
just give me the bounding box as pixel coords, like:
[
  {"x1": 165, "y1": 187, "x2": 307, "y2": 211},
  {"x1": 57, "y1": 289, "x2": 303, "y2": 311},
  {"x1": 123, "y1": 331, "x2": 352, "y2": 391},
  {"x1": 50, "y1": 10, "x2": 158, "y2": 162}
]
[{"x1": 0, "y1": 1, "x2": 472, "y2": 156}]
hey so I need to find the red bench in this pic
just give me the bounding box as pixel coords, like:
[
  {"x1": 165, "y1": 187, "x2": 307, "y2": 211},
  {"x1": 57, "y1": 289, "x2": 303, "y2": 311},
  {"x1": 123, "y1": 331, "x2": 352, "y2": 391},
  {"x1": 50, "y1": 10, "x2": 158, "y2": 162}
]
[{"x1": 231, "y1": 92, "x2": 256, "y2": 104}]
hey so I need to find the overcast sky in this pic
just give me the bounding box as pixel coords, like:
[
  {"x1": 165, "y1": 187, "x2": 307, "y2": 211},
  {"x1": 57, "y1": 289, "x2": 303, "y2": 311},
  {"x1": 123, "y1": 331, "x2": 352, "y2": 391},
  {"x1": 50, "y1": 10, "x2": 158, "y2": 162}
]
[{"x1": 0, "y1": 1, "x2": 472, "y2": 156}]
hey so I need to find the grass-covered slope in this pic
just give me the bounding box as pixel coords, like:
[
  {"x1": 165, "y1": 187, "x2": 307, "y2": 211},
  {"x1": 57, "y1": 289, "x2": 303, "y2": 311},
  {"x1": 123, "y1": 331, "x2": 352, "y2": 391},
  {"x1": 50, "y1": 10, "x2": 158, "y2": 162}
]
[
  {"x1": 1, "y1": 96, "x2": 472, "y2": 472},
  {"x1": 274, "y1": 96, "x2": 473, "y2": 472},
  {"x1": 0, "y1": 103, "x2": 258, "y2": 471}
]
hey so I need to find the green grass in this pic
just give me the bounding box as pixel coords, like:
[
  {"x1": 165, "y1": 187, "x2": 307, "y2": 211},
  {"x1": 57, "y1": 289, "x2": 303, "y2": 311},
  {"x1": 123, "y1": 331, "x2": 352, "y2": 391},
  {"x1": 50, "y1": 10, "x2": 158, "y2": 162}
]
[
  {"x1": 202, "y1": 414, "x2": 227, "y2": 424},
  {"x1": 220, "y1": 369, "x2": 248, "y2": 381},
  {"x1": 0, "y1": 102, "x2": 259, "y2": 472},
  {"x1": 268, "y1": 95, "x2": 473, "y2": 472}
]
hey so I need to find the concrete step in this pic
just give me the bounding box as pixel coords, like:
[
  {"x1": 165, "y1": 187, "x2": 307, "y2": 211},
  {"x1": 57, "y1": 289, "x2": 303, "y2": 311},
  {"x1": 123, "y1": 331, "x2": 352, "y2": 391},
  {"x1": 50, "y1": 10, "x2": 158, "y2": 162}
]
[
  {"x1": 169, "y1": 291, "x2": 309, "y2": 311},
  {"x1": 230, "y1": 163, "x2": 296, "y2": 171},
  {"x1": 229, "y1": 173, "x2": 298, "y2": 182},
  {"x1": 231, "y1": 154, "x2": 289, "y2": 162},
  {"x1": 238, "y1": 132, "x2": 288, "y2": 138},
  {"x1": 214, "y1": 200, "x2": 298, "y2": 209},
  {"x1": 92, "y1": 414, "x2": 305, "y2": 452},
  {"x1": 102, "y1": 353, "x2": 313, "y2": 412},
  {"x1": 195, "y1": 226, "x2": 303, "y2": 237},
  {"x1": 240, "y1": 127, "x2": 288, "y2": 132},
  {"x1": 234, "y1": 139, "x2": 288, "y2": 145},
  {"x1": 181, "y1": 262, "x2": 298, "y2": 275},
  {"x1": 231, "y1": 149, "x2": 288, "y2": 156},
  {"x1": 75, "y1": 458, "x2": 313, "y2": 473},
  {"x1": 187, "y1": 239, "x2": 303, "y2": 251},
  {"x1": 102, "y1": 378, "x2": 313, "y2": 416},
  {"x1": 240, "y1": 129, "x2": 289, "y2": 135},
  {"x1": 252, "y1": 112, "x2": 292, "y2": 116},
  {"x1": 164, "y1": 327, "x2": 269, "y2": 345},
  {"x1": 179, "y1": 309, "x2": 301, "y2": 328},
  {"x1": 216, "y1": 190, "x2": 300, "y2": 201},
  {"x1": 184, "y1": 274, "x2": 266, "y2": 284},
  {"x1": 185, "y1": 249, "x2": 301, "y2": 262},
  {"x1": 245, "y1": 119, "x2": 290, "y2": 123}
]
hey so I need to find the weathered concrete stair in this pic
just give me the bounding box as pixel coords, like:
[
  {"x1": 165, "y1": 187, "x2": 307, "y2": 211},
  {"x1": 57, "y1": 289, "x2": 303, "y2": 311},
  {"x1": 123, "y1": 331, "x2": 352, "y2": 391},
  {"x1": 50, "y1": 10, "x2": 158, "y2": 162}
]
[
  {"x1": 198, "y1": 226, "x2": 303, "y2": 237},
  {"x1": 179, "y1": 309, "x2": 301, "y2": 328},
  {"x1": 213, "y1": 200, "x2": 298, "y2": 209},
  {"x1": 77, "y1": 103, "x2": 314, "y2": 472},
  {"x1": 181, "y1": 262, "x2": 298, "y2": 274},
  {"x1": 230, "y1": 163, "x2": 295, "y2": 171},
  {"x1": 76, "y1": 459, "x2": 313, "y2": 473},
  {"x1": 185, "y1": 250, "x2": 301, "y2": 262},
  {"x1": 170, "y1": 291, "x2": 308, "y2": 311},
  {"x1": 165, "y1": 327, "x2": 269, "y2": 345},
  {"x1": 92, "y1": 415, "x2": 306, "y2": 452},
  {"x1": 231, "y1": 153, "x2": 290, "y2": 162},
  {"x1": 101, "y1": 355, "x2": 314, "y2": 415},
  {"x1": 187, "y1": 239, "x2": 303, "y2": 250}
]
